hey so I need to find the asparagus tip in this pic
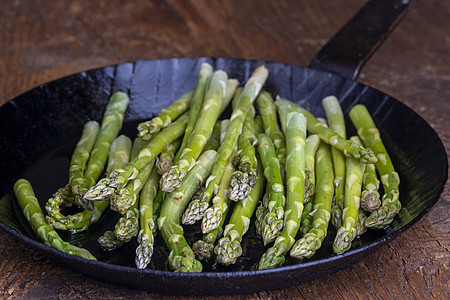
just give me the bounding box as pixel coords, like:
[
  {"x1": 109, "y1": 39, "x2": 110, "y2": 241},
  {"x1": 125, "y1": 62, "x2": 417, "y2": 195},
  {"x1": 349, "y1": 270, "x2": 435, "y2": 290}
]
[
  {"x1": 333, "y1": 227, "x2": 356, "y2": 254},
  {"x1": 214, "y1": 237, "x2": 243, "y2": 266},
  {"x1": 361, "y1": 190, "x2": 381, "y2": 212},
  {"x1": 181, "y1": 199, "x2": 208, "y2": 225},
  {"x1": 290, "y1": 233, "x2": 321, "y2": 259},
  {"x1": 258, "y1": 247, "x2": 285, "y2": 270},
  {"x1": 192, "y1": 240, "x2": 214, "y2": 261},
  {"x1": 201, "y1": 203, "x2": 223, "y2": 234},
  {"x1": 159, "y1": 166, "x2": 183, "y2": 192},
  {"x1": 261, "y1": 212, "x2": 283, "y2": 246},
  {"x1": 135, "y1": 230, "x2": 154, "y2": 269}
]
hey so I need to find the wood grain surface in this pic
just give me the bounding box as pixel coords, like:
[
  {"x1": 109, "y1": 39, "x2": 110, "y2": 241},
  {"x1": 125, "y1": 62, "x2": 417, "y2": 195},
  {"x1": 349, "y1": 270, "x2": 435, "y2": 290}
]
[{"x1": 0, "y1": 0, "x2": 449, "y2": 299}]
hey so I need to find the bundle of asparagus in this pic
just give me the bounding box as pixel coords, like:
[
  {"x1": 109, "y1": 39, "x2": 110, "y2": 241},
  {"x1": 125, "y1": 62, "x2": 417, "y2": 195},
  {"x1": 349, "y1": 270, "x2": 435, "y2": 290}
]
[{"x1": 13, "y1": 63, "x2": 401, "y2": 272}]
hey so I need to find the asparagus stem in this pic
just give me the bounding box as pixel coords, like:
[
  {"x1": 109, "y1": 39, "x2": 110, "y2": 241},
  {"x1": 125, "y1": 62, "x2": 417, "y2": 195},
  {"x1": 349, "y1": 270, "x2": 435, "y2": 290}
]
[
  {"x1": 46, "y1": 135, "x2": 132, "y2": 233},
  {"x1": 152, "y1": 189, "x2": 165, "y2": 220},
  {"x1": 14, "y1": 179, "x2": 96, "y2": 260},
  {"x1": 193, "y1": 66, "x2": 269, "y2": 222},
  {"x1": 202, "y1": 121, "x2": 222, "y2": 153},
  {"x1": 157, "y1": 138, "x2": 182, "y2": 175},
  {"x1": 361, "y1": 163, "x2": 381, "y2": 212},
  {"x1": 228, "y1": 107, "x2": 258, "y2": 202},
  {"x1": 275, "y1": 97, "x2": 377, "y2": 164},
  {"x1": 299, "y1": 201, "x2": 314, "y2": 236},
  {"x1": 215, "y1": 159, "x2": 265, "y2": 266},
  {"x1": 257, "y1": 91, "x2": 286, "y2": 172},
  {"x1": 333, "y1": 136, "x2": 365, "y2": 253},
  {"x1": 322, "y1": 96, "x2": 347, "y2": 230},
  {"x1": 201, "y1": 151, "x2": 237, "y2": 233},
  {"x1": 173, "y1": 63, "x2": 213, "y2": 162},
  {"x1": 137, "y1": 89, "x2": 194, "y2": 140},
  {"x1": 84, "y1": 112, "x2": 188, "y2": 202},
  {"x1": 257, "y1": 133, "x2": 285, "y2": 245},
  {"x1": 158, "y1": 150, "x2": 217, "y2": 272},
  {"x1": 69, "y1": 121, "x2": 100, "y2": 195},
  {"x1": 349, "y1": 104, "x2": 401, "y2": 228},
  {"x1": 160, "y1": 70, "x2": 229, "y2": 192},
  {"x1": 304, "y1": 134, "x2": 321, "y2": 204},
  {"x1": 254, "y1": 187, "x2": 270, "y2": 237},
  {"x1": 259, "y1": 112, "x2": 307, "y2": 269},
  {"x1": 130, "y1": 137, "x2": 149, "y2": 162},
  {"x1": 290, "y1": 141, "x2": 334, "y2": 259},
  {"x1": 106, "y1": 135, "x2": 133, "y2": 175},
  {"x1": 83, "y1": 92, "x2": 130, "y2": 191}
]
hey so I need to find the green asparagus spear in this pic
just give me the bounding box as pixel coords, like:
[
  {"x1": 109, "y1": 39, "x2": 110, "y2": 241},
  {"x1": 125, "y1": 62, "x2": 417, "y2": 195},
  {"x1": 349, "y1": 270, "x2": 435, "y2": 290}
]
[
  {"x1": 275, "y1": 97, "x2": 376, "y2": 164},
  {"x1": 130, "y1": 137, "x2": 149, "y2": 162},
  {"x1": 259, "y1": 112, "x2": 307, "y2": 269},
  {"x1": 304, "y1": 134, "x2": 320, "y2": 204},
  {"x1": 135, "y1": 167, "x2": 160, "y2": 268},
  {"x1": 290, "y1": 141, "x2": 334, "y2": 259},
  {"x1": 137, "y1": 89, "x2": 194, "y2": 140},
  {"x1": 157, "y1": 138, "x2": 181, "y2": 175},
  {"x1": 152, "y1": 189, "x2": 165, "y2": 220},
  {"x1": 215, "y1": 159, "x2": 265, "y2": 265},
  {"x1": 69, "y1": 121, "x2": 100, "y2": 195},
  {"x1": 185, "y1": 66, "x2": 269, "y2": 223},
  {"x1": 361, "y1": 163, "x2": 381, "y2": 212},
  {"x1": 349, "y1": 104, "x2": 401, "y2": 228},
  {"x1": 46, "y1": 135, "x2": 132, "y2": 232},
  {"x1": 254, "y1": 187, "x2": 270, "y2": 237},
  {"x1": 84, "y1": 112, "x2": 189, "y2": 202},
  {"x1": 83, "y1": 92, "x2": 130, "y2": 190},
  {"x1": 254, "y1": 115, "x2": 264, "y2": 134},
  {"x1": 173, "y1": 63, "x2": 213, "y2": 162},
  {"x1": 106, "y1": 135, "x2": 133, "y2": 175},
  {"x1": 228, "y1": 107, "x2": 258, "y2": 202},
  {"x1": 257, "y1": 133, "x2": 285, "y2": 245},
  {"x1": 322, "y1": 96, "x2": 347, "y2": 230},
  {"x1": 202, "y1": 121, "x2": 222, "y2": 153},
  {"x1": 158, "y1": 150, "x2": 217, "y2": 272},
  {"x1": 201, "y1": 151, "x2": 237, "y2": 233},
  {"x1": 160, "y1": 70, "x2": 229, "y2": 192},
  {"x1": 333, "y1": 136, "x2": 365, "y2": 253},
  {"x1": 14, "y1": 179, "x2": 96, "y2": 260},
  {"x1": 180, "y1": 121, "x2": 226, "y2": 226},
  {"x1": 257, "y1": 91, "x2": 286, "y2": 171},
  {"x1": 299, "y1": 201, "x2": 314, "y2": 236}
]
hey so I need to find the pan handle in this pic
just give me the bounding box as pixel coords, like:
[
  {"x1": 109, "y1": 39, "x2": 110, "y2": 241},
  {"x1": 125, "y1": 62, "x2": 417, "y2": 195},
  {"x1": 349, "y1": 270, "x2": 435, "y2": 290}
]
[{"x1": 309, "y1": 0, "x2": 414, "y2": 80}]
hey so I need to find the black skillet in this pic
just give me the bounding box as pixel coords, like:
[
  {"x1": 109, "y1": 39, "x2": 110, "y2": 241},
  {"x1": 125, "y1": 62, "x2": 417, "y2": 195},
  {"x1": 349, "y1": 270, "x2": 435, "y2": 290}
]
[{"x1": 0, "y1": 0, "x2": 447, "y2": 295}]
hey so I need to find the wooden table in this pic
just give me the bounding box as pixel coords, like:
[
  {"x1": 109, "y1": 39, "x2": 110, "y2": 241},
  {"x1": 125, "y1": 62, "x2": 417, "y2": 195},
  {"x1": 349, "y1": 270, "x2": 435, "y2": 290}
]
[{"x1": 0, "y1": 0, "x2": 448, "y2": 298}]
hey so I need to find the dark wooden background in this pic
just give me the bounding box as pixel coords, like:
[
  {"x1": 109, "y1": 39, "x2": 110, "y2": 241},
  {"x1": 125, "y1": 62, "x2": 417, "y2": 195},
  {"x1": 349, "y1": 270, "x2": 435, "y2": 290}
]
[{"x1": 0, "y1": 0, "x2": 448, "y2": 298}]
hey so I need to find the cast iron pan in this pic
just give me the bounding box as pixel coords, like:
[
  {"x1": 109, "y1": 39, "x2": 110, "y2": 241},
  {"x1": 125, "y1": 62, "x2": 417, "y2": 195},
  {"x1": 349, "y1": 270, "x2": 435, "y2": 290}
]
[{"x1": 0, "y1": 0, "x2": 447, "y2": 295}]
